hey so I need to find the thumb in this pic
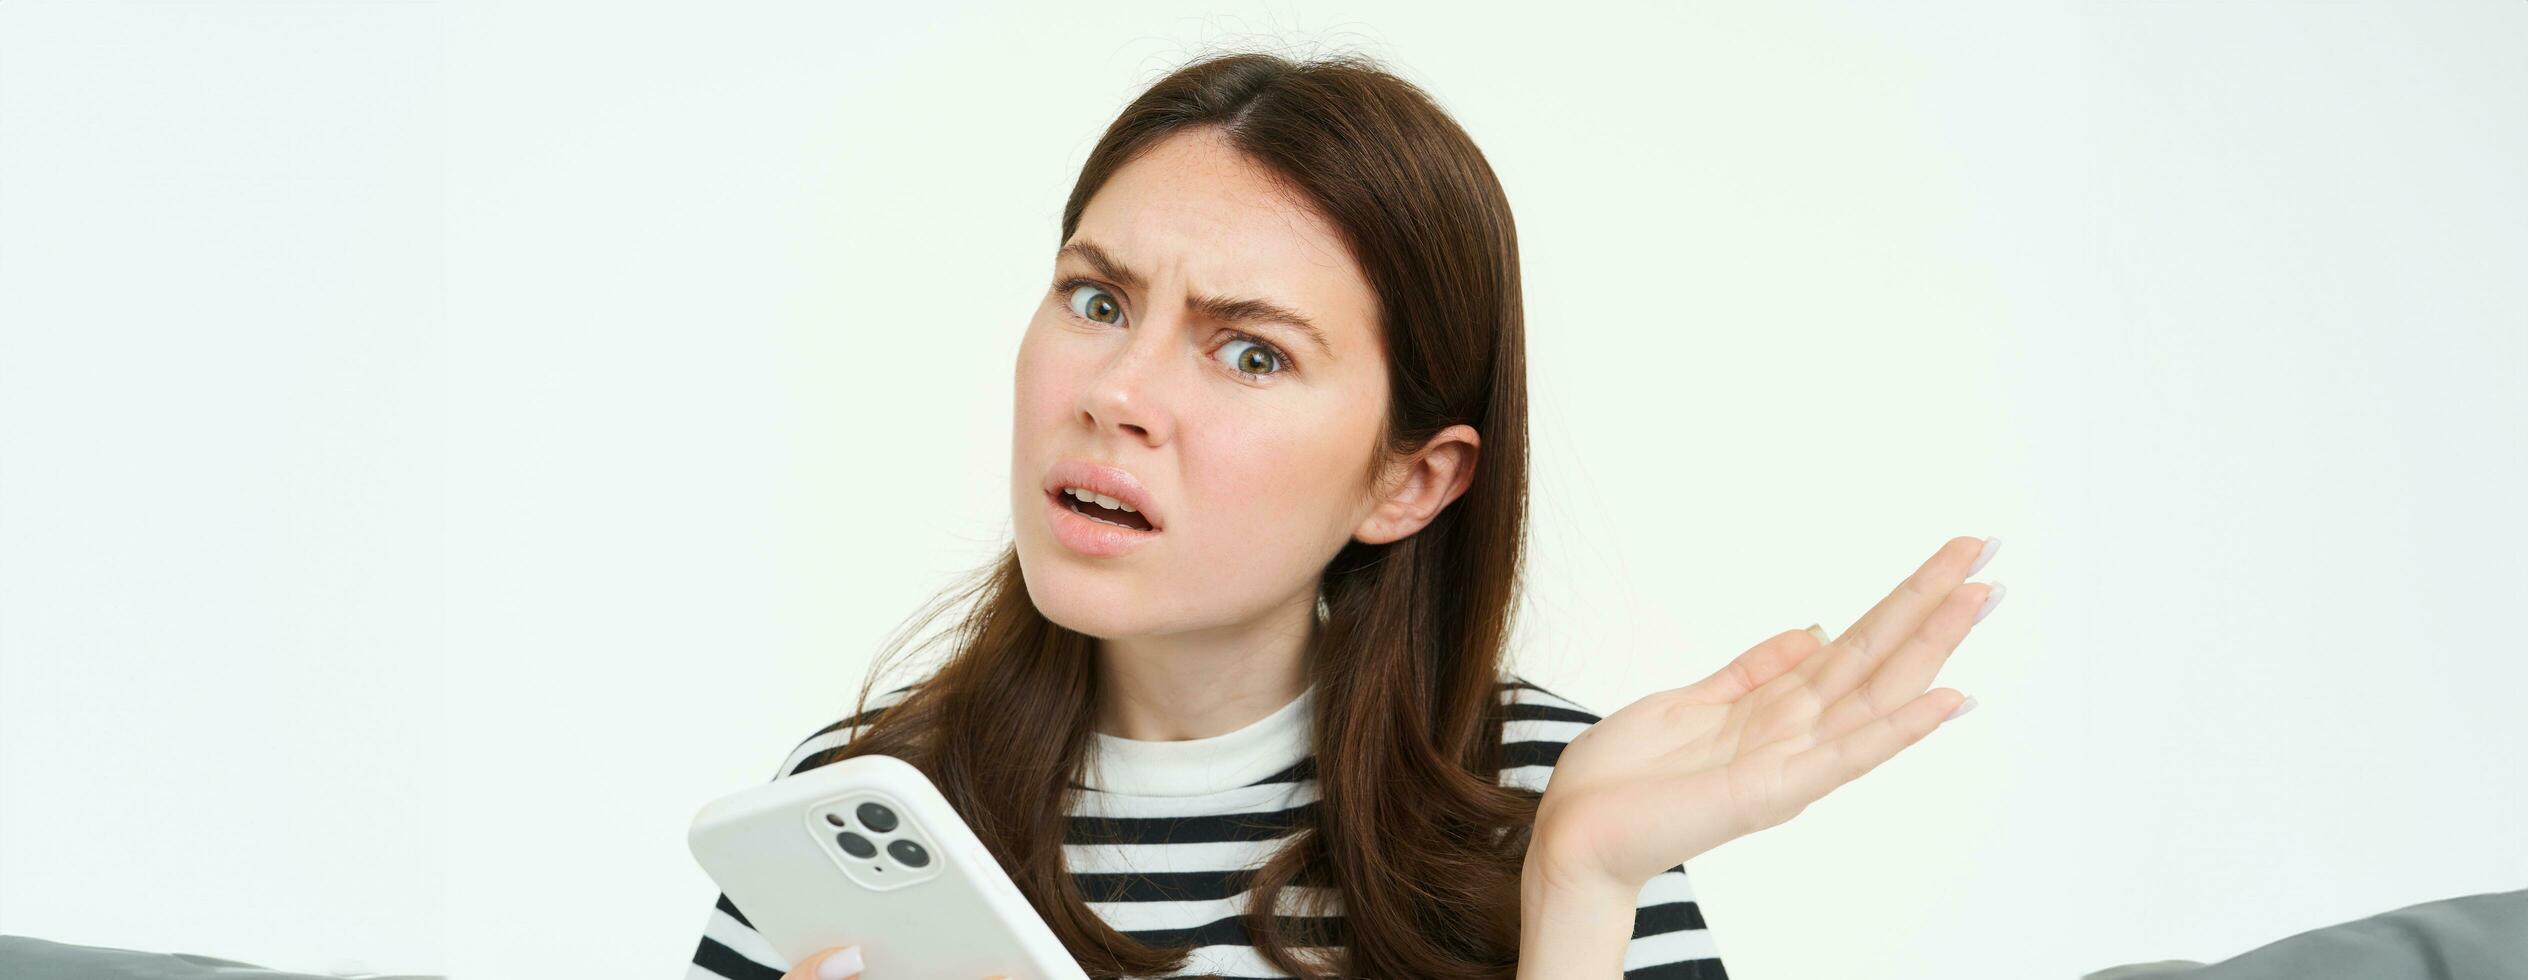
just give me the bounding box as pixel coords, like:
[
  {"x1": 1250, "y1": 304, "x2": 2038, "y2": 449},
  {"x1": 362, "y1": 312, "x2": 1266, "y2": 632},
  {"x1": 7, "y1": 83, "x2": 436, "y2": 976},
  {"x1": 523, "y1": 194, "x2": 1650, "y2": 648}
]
[{"x1": 792, "y1": 945, "x2": 863, "y2": 980}]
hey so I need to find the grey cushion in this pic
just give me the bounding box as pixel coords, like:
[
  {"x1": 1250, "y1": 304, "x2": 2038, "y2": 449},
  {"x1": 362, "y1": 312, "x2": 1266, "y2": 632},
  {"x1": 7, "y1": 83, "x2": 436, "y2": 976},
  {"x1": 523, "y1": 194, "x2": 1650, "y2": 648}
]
[
  {"x1": 0, "y1": 936, "x2": 442, "y2": 980},
  {"x1": 2081, "y1": 889, "x2": 2528, "y2": 980}
]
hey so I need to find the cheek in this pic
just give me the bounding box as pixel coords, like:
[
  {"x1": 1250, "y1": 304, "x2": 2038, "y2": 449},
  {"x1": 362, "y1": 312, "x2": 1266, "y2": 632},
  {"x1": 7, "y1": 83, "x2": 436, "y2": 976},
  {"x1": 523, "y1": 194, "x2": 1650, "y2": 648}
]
[
  {"x1": 1011, "y1": 323, "x2": 1079, "y2": 420},
  {"x1": 1188, "y1": 412, "x2": 1356, "y2": 531}
]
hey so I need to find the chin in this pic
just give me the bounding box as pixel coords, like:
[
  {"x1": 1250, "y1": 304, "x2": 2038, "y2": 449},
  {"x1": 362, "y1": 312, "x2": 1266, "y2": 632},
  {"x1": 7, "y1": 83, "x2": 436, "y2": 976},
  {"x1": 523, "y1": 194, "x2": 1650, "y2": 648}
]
[
  {"x1": 1013, "y1": 535, "x2": 1143, "y2": 639},
  {"x1": 1019, "y1": 577, "x2": 1146, "y2": 640}
]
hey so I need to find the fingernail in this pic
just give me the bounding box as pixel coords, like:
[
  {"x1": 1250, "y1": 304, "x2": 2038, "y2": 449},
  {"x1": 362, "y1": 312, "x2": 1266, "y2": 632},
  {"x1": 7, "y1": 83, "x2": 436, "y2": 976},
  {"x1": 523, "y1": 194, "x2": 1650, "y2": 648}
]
[
  {"x1": 1805, "y1": 623, "x2": 1830, "y2": 643},
  {"x1": 1945, "y1": 695, "x2": 1980, "y2": 721},
  {"x1": 818, "y1": 945, "x2": 863, "y2": 980},
  {"x1": 1973, "y1": 581, "x2": 2007, "y2": 624},
  {"x1": 1967, "y1": 536, "x2": 2002, "y2": 577}
]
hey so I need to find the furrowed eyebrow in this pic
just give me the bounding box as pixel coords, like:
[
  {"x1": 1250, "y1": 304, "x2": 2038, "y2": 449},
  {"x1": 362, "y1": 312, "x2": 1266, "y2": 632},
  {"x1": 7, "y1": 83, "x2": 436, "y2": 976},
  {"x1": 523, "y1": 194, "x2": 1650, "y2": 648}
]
[{"x1": 1056, "y1": 239, "x2": 1335, "y2": 360}]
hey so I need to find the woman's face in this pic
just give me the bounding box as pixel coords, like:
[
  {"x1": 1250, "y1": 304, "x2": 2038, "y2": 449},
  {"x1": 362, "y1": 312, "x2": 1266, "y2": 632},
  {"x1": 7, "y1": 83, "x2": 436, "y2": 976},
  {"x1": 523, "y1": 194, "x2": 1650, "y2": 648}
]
[{"x1": 1009, "y1": 128, "x2": 1413, "y2": 639}]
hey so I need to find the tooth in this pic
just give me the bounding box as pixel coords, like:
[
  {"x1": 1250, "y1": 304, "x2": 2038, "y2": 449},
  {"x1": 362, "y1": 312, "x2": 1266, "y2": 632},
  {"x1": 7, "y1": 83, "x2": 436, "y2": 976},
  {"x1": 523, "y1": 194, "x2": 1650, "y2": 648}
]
[{"x1": 1059, "y1": 486, "x2": 1142, "y2": 517}]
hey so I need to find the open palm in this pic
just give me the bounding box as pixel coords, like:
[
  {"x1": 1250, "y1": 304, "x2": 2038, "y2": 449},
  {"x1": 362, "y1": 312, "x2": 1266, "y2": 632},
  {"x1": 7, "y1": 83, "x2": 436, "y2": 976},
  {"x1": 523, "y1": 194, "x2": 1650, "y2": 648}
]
[{"x1": 1528, "y1": 535, "x2": 2004, "y2": 892}]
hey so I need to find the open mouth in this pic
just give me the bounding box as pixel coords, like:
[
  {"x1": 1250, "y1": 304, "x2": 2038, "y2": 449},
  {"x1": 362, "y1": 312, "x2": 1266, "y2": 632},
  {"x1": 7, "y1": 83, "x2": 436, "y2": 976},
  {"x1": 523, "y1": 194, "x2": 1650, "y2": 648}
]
[{"x1": 1054, "y1": 488, "x2": 1156, "y2": 532}]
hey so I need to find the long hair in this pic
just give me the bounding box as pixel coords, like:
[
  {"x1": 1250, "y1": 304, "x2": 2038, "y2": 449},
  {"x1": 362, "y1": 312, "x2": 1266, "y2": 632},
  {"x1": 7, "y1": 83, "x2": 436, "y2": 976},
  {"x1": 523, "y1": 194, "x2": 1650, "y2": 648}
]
[{"x1": 824, "y1": 47, "x2": 1536, "y2": 979}]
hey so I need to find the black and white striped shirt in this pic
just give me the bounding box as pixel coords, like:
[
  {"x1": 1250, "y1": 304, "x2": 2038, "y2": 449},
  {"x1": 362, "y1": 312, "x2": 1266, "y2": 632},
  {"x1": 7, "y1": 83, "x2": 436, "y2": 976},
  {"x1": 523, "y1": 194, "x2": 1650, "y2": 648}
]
[{"x1": 687, "y1": 676, "x2": 1728, "y2": 979}]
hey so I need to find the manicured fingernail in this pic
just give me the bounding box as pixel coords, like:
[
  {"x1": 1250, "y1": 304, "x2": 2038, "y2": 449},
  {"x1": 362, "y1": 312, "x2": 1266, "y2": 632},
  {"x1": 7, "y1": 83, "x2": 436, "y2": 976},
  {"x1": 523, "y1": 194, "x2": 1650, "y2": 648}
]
[
  {"x1": 1973, "y1": 581, "x2": 2007, "y2": 624},
  {"x1": 1805, "y1": 623, "x2": 1830, "y2": 643},
  {"x1": 1967, "y1": 536, "x2": 2002, "y2": 577},
  {"x1": 817, "y1": 945, "x2": 863, "y2": 980},
  {"x1": 1945, "y1": 695, "x2": 1980, "y2": 721}
]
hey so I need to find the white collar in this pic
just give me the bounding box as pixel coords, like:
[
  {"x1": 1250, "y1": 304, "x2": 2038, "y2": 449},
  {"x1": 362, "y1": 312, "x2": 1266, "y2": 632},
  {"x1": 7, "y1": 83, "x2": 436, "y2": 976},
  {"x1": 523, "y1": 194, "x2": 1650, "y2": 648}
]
[{"x1": 1084, "y1": 685, "x2": 1314, "y2": 797}]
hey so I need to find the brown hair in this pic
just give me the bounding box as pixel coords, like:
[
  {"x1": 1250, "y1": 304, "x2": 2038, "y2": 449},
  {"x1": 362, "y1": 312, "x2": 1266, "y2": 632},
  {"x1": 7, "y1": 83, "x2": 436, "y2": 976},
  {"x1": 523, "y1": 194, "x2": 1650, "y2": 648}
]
[{"x1": 822, "y1": 47, "x2": 1536, "y2": 979}]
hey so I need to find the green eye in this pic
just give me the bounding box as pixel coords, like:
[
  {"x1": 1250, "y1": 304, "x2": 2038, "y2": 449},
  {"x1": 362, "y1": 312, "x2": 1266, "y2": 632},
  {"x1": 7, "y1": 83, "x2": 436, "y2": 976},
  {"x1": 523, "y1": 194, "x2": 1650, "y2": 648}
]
[
  {"x1": 1053, "y1": 276, "x2": 1295, "y2": 385},
  {"x1": 1217, "y1": 337, "x2": 1287, "y2": 378}
]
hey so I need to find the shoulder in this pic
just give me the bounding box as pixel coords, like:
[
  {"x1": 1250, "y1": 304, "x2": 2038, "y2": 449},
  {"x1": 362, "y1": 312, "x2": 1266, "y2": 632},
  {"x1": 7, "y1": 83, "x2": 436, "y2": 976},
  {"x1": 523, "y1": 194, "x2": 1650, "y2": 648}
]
[
  {"x1": 1495, "y1": 673, "x2": 1603, "y2": 794},
  {"x1": 767, "y1": 680, "x2": 924, "y2": 781},
  {"x1": 1499, "y1": 673, "x2": 1722, "y2": 953},
  {"x1": 1497, "y1": 673, "x2": 1604, "y2": 722}
]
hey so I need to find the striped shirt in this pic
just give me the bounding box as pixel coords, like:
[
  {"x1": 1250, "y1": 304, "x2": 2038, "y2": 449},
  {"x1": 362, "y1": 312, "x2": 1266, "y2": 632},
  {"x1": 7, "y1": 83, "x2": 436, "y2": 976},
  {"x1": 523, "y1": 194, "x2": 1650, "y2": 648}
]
[{"x1": 687, "y1": 676, "x2": 1728, "y2": 979}]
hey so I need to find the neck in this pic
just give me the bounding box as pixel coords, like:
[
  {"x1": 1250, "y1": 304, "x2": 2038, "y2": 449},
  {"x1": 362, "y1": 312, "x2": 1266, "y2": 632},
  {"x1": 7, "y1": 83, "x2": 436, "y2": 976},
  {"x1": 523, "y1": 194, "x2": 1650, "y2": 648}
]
[{"x1": 1092, "y1": 592, "x2": 1321, "y2": 741}]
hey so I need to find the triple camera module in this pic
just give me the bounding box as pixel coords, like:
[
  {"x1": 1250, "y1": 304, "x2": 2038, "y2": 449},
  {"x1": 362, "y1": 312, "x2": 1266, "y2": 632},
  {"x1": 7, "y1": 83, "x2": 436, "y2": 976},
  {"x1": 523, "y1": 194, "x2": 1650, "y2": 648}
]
[{"x1": 821, "y1": 798, "x2": 932, "y2": 879}]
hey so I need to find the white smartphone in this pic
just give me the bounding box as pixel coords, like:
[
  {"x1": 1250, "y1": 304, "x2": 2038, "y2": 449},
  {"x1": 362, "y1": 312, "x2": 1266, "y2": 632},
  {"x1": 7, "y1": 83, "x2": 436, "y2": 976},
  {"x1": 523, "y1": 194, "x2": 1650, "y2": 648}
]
[{"x1": 687, "y1": 753, "x2": 1089, "y2": 980}]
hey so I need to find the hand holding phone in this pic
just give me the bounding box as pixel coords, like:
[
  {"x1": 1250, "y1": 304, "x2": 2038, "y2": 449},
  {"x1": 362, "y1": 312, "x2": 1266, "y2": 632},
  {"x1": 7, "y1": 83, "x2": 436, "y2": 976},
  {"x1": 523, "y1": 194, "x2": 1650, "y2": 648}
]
[
  {"x1": 689, "y1": 753, "x2": 1089, "y2": 980},
  {"x1": 781, "y1": 943, "x2": 1005, "y2": 980}
]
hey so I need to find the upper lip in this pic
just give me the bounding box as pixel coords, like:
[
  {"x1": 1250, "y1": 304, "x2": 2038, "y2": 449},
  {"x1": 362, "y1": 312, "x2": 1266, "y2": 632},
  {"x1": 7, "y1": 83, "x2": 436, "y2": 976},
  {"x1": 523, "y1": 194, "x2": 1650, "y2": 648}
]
[{"x1": 1043, "y1": 457, "x2": 1164, "y2": 530}]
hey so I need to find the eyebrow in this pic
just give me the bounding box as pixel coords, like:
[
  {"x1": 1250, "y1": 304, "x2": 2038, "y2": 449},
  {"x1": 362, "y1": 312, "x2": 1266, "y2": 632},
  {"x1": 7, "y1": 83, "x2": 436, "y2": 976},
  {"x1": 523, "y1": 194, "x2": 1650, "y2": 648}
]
[{"x1": 1056, "y1": 239, "x2": 1336, "y2": 360}]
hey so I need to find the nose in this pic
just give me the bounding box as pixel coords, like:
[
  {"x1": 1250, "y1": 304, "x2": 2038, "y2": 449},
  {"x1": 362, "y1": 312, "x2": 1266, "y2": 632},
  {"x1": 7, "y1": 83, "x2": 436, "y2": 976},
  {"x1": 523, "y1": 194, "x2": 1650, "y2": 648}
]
[
  {"x1": 1075, "y1": 322, "x2": 1178, "y2": 446},
  {"x1": 1079, "y1": 384, "x2": 1164, "y2": 446}
]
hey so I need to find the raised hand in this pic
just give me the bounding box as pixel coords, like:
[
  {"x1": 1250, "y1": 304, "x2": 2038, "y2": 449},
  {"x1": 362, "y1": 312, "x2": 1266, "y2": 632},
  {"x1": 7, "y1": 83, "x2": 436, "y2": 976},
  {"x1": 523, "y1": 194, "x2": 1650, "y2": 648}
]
[{"x1": 1526, "y1": 535, "x2": 2005, "y2": 894}]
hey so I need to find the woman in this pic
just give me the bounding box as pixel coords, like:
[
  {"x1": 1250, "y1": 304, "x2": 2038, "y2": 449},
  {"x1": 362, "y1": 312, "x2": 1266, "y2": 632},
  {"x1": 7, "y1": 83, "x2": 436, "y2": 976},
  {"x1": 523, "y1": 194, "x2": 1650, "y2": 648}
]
[{"x1": 688, "y1": 49, "x2": 2002, "y2": 980}]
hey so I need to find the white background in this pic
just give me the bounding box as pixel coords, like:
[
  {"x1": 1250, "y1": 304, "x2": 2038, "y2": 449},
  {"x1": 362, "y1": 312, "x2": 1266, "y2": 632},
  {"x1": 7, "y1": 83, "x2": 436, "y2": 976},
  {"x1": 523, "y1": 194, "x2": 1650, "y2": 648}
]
[{"x1": 2, "y1": 2, "x2": 2521, "y2": 978}]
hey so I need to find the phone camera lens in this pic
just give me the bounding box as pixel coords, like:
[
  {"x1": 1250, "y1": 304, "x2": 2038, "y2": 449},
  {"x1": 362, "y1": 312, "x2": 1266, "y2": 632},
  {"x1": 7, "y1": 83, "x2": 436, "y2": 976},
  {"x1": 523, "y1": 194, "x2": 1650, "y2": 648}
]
[
  {"x1": 856, "y1": 801, "x2": 899, "y2": 833},
  {"x1": 835, "y1": 831, "x2": 876, "y2": 858},
  {"x1": 886, "y1": 839, "x2": 929, "y2": 867}
]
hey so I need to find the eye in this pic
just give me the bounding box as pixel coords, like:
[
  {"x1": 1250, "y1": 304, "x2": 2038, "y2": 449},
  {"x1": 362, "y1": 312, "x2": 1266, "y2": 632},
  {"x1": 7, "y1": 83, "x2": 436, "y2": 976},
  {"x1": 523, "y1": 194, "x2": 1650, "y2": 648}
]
[
  {"x1": 1054, "y1": 276, "x2": 1295, "y2": 384},
  {"x1": 1061, "y1": 281, "x2": 1122, "y2": 324},
  {"x1": 1216, "y1": 336, "x2": 1289, "y2": 380}
]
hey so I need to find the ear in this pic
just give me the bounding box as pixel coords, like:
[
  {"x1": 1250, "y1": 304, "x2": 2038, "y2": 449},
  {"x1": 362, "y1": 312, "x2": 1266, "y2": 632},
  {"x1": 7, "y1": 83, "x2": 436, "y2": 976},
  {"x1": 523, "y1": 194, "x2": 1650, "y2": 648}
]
[{"x1": 1352, "y1": 424, "x2": 1481, "y2": 545}]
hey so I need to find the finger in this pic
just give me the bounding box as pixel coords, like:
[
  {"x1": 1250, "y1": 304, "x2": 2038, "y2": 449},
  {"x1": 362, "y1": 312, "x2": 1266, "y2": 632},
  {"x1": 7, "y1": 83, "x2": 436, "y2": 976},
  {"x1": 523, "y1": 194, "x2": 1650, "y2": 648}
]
[
  {"x1": 1673, "y1": 627, "x2": 1825, "y2": 705},
  {"x1": 1802, "y1": 536, "x2": 1994, "y2": 703},
  {"x1": 1776, "y1": 687, "x2": 1967, "y2": 809},
  {"x1": 789, "y1": 945, "x2": 862, "y2": 980},
  {"x1": 1814, "y1": 580, "x2": 1996, "y2": 742}
]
